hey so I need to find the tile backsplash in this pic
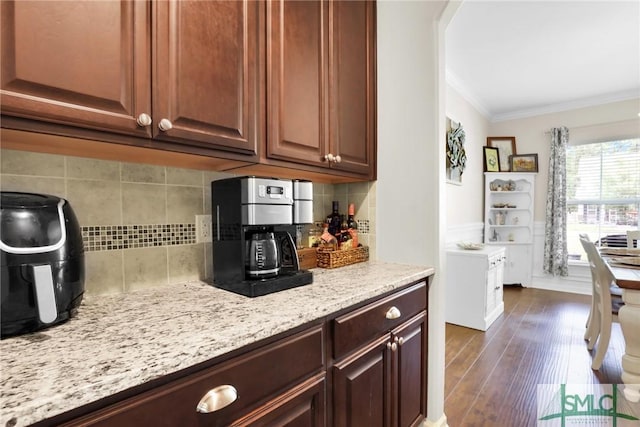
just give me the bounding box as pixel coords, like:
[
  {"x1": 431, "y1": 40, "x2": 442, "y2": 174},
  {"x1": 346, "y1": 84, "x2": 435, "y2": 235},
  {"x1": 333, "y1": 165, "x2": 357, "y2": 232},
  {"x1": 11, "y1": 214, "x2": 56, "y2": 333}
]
[{"x1": 0, "y1": 149, "x2": 376, "y2": 295}]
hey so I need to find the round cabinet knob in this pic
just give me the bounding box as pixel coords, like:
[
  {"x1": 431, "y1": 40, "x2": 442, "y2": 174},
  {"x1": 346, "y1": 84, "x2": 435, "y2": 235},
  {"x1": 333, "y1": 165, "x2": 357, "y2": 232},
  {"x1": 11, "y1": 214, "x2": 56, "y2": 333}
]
[
  {"x1": 385, "y1": 306, "x2": 401, "y2": 320},
  {"x1": 324, "y1": 153, "x2": 335, "y2": 162},
  {"x1": 158, "y1": 118, "x2": 173, "y2": 132},
  {"x1": 391, "y1": 342, "x2": 398, "y2": 351},
  {"x1": 136, "y1": 113, "x2": 152, "y2": 127},
  {"x1": 196, "y1": 385, "x2": 238, "y2": 413},
  {"x1": 334, "y1": 155, "x2": 342, "y2": 164},
  {"x1": 397, "y1": 337, "x2": 404, "y2": 346}
]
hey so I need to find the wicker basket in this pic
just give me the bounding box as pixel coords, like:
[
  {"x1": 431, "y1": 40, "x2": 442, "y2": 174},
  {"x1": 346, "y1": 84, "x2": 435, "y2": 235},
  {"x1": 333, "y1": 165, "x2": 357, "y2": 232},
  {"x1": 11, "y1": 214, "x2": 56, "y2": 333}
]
[{"x1": 316, "y1": 245, "x2": 369, "y2": 269}]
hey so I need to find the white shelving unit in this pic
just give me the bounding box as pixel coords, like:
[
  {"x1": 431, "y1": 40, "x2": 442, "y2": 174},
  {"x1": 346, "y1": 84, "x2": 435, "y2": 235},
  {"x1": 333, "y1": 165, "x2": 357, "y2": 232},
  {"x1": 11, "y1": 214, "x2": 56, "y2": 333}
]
[
  {"x1": 484, "y1": 172, "x2": 536, "y2": 286},
  {"x1": 445, "y1": 246, "x2": 506, "y2": 331}
]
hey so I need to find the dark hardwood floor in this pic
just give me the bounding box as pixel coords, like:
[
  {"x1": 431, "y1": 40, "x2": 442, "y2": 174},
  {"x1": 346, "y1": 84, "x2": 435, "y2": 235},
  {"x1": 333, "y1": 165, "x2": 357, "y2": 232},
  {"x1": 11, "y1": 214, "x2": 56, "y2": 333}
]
[{"x1": 444, "y1": 286, "x2": 624, "y2": 427}]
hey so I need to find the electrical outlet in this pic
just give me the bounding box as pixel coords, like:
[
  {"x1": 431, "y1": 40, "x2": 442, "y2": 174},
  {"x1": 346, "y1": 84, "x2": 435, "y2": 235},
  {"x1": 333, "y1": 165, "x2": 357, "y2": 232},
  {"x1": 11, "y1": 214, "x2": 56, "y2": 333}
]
[{"x1": 196, "y1": 214, "x2": 212, "y2": 243}]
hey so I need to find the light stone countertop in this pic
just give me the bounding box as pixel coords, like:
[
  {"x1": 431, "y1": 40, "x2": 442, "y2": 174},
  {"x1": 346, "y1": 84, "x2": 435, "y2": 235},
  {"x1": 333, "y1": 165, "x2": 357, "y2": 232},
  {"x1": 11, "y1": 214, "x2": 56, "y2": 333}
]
[{"x1": 0, "y1": 261, "x2": 434, "y2": 427}]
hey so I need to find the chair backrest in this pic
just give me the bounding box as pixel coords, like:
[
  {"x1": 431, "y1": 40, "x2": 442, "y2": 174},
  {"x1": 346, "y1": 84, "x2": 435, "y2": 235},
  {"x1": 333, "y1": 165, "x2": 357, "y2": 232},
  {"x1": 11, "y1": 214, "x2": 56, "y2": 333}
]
[
  {"x1": 627, "y1": 230, "x2": 640, "y2": 248},
  {"x1": 579, "y1": 236, "x2": 614, "y2": 306}
]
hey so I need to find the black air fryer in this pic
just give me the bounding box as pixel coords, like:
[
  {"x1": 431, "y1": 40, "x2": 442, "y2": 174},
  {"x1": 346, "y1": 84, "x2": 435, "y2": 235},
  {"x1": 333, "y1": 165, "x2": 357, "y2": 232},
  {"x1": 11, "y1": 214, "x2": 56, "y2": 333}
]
[{"x1": 1, "y1": 192, "x2": 85, "y2": 338}]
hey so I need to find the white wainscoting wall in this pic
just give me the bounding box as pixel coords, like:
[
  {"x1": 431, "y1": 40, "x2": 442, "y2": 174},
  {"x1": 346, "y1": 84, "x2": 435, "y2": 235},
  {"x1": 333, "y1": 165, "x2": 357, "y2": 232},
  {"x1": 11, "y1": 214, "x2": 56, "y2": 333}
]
[
  {"x1": 531, "y1": 221, "x2": 591, "y2": 295},
  {"x1": 444, "y1": 222, "x2": 484, "y2": 248},
  {"x1": 446, "y1": 221, "x2": 592, "y2": 295}
]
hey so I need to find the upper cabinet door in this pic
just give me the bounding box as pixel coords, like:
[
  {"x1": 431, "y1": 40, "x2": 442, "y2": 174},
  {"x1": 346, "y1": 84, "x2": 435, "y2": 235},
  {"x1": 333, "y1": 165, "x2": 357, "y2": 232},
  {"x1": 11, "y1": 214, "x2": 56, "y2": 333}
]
[
  {"x1": 266, "y1": 0, "x2": 329, "y2": 167},
  {"x1": 329, "y1": 0, "x2": 376, "y2": 177},
  {"x1": 0, "y1": 1, "x2": 151, "y2": 137},
  {"x1": 153, "y1": 0, "x2": 261, "y2": 155}
]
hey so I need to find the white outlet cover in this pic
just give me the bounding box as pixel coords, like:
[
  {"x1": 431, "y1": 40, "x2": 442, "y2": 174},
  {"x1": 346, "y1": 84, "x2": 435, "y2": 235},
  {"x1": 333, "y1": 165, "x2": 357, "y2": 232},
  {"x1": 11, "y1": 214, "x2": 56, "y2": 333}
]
[{"x1": 196, "y1": 214, "x2": 212, "y2": 243}]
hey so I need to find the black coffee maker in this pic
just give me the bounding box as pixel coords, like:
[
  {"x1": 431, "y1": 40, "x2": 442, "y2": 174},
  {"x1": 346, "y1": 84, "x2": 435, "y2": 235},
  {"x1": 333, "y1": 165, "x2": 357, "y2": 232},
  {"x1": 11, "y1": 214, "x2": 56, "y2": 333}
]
[{"x1": 211, "y1": 176, "x2": 313, "y2": 297}]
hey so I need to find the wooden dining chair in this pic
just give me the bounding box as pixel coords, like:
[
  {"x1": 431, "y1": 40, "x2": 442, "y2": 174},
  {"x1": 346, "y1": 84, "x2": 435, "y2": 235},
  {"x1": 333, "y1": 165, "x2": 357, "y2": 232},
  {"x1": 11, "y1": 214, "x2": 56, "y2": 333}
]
[
  {"x1": 627, "y1": 230, "x2": 640, "y2": 248},
  {"x1": 579, "y1": 235, "x2": 616, "y2": 370},
  {"x1": 580, "y1": 234, "x2": 597, "y2": 343}
]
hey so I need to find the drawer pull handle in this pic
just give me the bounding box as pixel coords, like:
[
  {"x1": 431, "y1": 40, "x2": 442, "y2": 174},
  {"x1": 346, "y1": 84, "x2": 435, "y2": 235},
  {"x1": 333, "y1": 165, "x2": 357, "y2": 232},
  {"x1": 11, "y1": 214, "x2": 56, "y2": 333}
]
[
  {"x1": 196, "y1": 385, "x2": 238, "y2": 413},
  {"x1": 385, "y1": 306, "x2": 401, "y2": 320}
]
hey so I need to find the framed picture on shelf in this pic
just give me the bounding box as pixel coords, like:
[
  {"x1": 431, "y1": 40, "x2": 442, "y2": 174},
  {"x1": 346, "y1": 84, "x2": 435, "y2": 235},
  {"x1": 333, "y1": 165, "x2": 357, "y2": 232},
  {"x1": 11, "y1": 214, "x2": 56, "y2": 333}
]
[
  {"x1": 487, "y1": 136, "x2": 516, "y2": 172},
  {"x1": 510, "y1": 153, "x2": 538, "y2": 172},
  {"x1": 483, "y1": 146, "x2": 500, "y2": 172}
]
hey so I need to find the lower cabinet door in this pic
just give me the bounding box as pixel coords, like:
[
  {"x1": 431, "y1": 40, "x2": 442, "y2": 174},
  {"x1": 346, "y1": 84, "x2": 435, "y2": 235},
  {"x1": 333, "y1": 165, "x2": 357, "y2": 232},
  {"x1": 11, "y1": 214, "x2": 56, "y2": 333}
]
[
  {"x1": 232, "y1": 374, "x2": 325, "y2": 427},
  {"x1": 392, "y1": 312, "x2": 427, "y2": 427},
  {"x1": 332, "y1": 335, "x2": 391, "y2": 427}
]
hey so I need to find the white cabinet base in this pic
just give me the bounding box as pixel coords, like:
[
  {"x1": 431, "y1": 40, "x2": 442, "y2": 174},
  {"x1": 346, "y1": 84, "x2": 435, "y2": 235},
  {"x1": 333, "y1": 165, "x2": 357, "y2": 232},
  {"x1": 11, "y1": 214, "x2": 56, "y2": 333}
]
[{"x1": 446, "y1": 246, "x2": 506, "y2": 331}]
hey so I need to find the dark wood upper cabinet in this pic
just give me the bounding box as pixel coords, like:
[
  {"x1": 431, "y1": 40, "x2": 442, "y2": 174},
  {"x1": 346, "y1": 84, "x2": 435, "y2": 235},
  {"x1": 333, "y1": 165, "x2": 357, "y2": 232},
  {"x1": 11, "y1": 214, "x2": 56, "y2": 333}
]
[
  {"x1": 1, "y1": 0, "x2": 375, "y2": 178},
  {"x1": 1, "y1": 0, "x2": 260, "y2": 156},
  {"x1": 153, "y1": 0, "x2": 261, "y2": 154},
  {"x1": 266, "y1": 0, "x2": 376, "y2": 178},
  {"x1": 0, "y1": 1, "x2": 151, "y2": 137},
  {"x1": 329, "y1": 0, "x2": 376, "y2": 176},
  {"x1": 266, "y1": 0, "x2": 328, "y2": 166}
]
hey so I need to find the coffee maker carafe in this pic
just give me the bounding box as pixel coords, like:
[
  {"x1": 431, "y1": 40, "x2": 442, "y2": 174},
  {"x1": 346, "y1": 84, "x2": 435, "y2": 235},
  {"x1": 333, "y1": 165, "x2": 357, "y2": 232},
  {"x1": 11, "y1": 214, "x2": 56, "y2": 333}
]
[
  {"x1": 245, "y1": 232, "x2": 279, "y2": 279},
  {"x1": 211, "y1": 177, "x2": 313, "y2": 297}
]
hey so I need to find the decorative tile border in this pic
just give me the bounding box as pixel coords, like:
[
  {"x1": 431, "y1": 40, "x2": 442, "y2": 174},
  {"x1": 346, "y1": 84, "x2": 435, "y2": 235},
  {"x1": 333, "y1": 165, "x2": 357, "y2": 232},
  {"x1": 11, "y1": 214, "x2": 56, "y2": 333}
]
[{"x1": 82, "y1": 224, "x2": 196, "y2": 252}]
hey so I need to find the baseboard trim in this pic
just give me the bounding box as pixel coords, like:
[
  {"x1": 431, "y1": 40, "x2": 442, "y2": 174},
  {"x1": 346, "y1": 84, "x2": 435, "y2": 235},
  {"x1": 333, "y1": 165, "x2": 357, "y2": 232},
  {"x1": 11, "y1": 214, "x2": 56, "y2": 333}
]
[
  {"x1": 424, "y1": 413, "x2": 448, "y2": 427},
  {"x1": 529, "y1": 275, "x2": 591, "y2": 295}
]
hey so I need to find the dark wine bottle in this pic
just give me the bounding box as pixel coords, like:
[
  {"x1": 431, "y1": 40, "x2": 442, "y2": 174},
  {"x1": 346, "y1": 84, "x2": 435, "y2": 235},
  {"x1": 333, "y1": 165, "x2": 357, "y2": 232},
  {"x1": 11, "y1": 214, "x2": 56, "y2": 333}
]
[{"x1": 327, "y1": 201, "x2": 341, "y2": 237}]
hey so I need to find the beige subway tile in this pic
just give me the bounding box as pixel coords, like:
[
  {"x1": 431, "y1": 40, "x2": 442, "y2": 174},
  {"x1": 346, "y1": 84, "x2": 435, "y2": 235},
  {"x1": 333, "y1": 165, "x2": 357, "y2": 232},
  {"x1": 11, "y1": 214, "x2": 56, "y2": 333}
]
[
  {"x1": 67, "y1": 179, "x2": 121, "y2": 226},
  {"x1": 333, "y1": 183, "x2": 348, "y2": 197},
  {"x1": 350, "y1": 193, "x2": 369, "y2": 220},
  {"x1": 0, "y1": 175, "x2": 66, "y2": 198},
  {"x1": 347, "y1": 182, "x2": 370, "y2": 195},
  {"x1": 168, "y1": 244, "x2": 205, "y2": 283},
  {"x1": 167, "y1": 167, "x2": 203, "y2": 186},
  {"x1": 204, "y1": 242, "x2": 213, "y2": 281},
  {"x1": 84, "y1": 250, "x2": 124, "y2": 295},
  {"x1": 204, "y1": 187, "x2": 212, "y2": 215},
  {"x1": 368, "y1": 181, "x2": 377, "y2": 204},
  {"x1": 0, "y1": 149, "x2": 65, "y2": 177},
  {"x1": 313, "y1": 182, "x2": 328, "y2": 197},
  {"x1": 67, "y1": 156, "x2": 119, "y2": 181},
  {"x1": 123, "y1": 247, "x2": 168, "y2": 291},
  {"x1": 122, "y1": 183, "x2": 166, "y2": 225},
  {"x1": 167, "y1": 186, "x2": 203, "y2": 223},
  {"x1": 121, "y1": 162, "x2": 165, "y2": 184},
  {"x1": 367, "y1": 235, "x2": 376, "y2": 260}
]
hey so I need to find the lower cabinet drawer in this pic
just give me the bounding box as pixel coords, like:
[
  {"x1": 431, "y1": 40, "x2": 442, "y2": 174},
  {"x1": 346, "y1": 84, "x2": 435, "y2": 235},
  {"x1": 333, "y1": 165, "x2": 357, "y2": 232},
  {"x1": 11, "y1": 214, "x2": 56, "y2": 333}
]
[
  {"x1": 64, "y1": 325, "x2": 324, "y2": 427},
  {"x1": 332, "y1": 281, "x2": 427, "y2": 360}
]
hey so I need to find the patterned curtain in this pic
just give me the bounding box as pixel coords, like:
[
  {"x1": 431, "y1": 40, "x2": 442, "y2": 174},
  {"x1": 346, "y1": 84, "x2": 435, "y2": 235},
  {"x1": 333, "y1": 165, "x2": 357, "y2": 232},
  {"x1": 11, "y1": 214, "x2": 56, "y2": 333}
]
[{"x1": 543, "y1": 127, "x2": 569, "y2": 276}]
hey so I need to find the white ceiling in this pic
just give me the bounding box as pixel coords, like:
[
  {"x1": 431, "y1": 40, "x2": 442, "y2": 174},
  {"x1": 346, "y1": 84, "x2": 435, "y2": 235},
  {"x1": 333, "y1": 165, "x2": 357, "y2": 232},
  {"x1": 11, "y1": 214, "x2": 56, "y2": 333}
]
[{"x1": 445, "y1": 0, "x2": 640, "y2": 122}]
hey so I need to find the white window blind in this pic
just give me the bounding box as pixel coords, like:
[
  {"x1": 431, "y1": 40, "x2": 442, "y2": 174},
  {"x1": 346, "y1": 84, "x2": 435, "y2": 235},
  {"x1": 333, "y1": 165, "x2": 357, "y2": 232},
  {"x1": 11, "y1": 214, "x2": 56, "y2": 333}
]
[{"x1": 566, "y1": 138, "x2": 640, "y2": 258}]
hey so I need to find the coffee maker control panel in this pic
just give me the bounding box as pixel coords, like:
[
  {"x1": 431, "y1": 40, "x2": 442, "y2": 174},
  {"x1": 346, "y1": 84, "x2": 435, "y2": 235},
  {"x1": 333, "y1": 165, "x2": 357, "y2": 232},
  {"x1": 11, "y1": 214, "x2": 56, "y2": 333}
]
[{"x1": 242, "y1": 177, "x2": 293, "y2": 206}]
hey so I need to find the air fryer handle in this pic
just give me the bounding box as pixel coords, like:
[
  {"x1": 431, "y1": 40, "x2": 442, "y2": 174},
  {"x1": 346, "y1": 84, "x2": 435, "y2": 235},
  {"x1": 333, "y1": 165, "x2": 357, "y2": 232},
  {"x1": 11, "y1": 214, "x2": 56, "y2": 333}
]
[{"x1": 30, "y1": 265, "x2": 58, "y2": 324}]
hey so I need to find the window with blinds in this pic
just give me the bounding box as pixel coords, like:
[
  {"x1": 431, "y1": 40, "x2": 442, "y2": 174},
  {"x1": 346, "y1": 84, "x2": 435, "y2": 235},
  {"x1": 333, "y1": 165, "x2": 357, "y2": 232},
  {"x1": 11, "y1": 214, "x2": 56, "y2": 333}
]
[{"x1": 566, "y1": 138, "x2": 640, "y2": 260}]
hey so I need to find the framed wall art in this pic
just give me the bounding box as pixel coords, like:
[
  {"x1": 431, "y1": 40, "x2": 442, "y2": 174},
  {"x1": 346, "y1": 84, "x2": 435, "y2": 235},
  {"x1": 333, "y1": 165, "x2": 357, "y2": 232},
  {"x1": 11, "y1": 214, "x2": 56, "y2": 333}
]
[
  {"x1": 446, "y1": 118, "x2": 467, "y2": 185},
  {"x1": 487, "y1": 136, "x2": 516, "y2": 172},
  {"x1": 483, "y1": 146, "x2": 500, "y2": 172},
  {"x1": 510, "y1": 153, "x2": 538, "y2": 172}
]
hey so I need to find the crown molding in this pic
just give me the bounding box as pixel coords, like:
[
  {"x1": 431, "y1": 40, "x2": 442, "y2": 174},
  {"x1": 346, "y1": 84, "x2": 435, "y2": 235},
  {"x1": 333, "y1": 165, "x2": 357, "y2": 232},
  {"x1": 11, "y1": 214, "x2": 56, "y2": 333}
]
[
  {"x1": 491, "y1": 90, "x2": 640, "y2": 123},
  {"x1": 445, "y1": 69, "x2": 492, "y2": 120}
]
